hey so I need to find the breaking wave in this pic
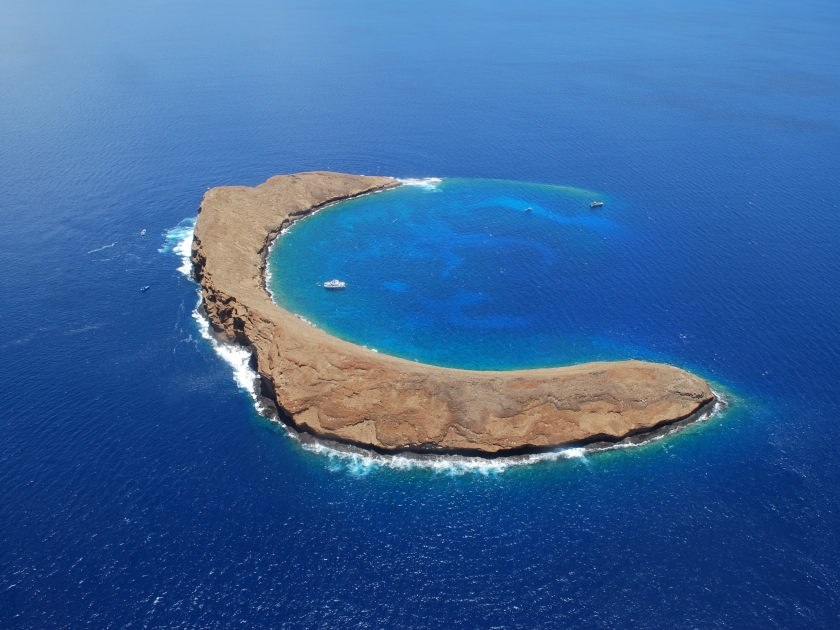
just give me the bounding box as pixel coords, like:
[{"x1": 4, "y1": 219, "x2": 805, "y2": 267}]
[
  {"x1": 159, "y1": 217, "x2": 196, "y2": 276},
  {"x1": 163, "y1": 217, "x2": 264, "y2": 404},
  {"x1": 397, "y1": 177, "x2": 442, "y2": 191},
  {"x1": 299, "y1": 441, "x2": 588, "y2": 477}
]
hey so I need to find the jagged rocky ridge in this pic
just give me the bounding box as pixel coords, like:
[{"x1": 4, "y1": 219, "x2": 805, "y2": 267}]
[{"x1": 192, "y1": 172, "x2": 715, "y2": 455}]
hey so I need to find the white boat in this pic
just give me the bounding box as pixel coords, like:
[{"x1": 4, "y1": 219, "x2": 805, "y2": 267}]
[
  {"x1": 323, "y1": 279, "x2": 346, "y2": 289},
  {"x1": 524, "y1": 207, "x2": 532, "y2": 212},
  {"x1": 590, "y1": 201, "x2": 604, "y2": 208}
]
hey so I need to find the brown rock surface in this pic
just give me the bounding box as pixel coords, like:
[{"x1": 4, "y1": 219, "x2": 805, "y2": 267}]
[{"x1": 192, "y1": 171, "x2": 715, "y2": 454}]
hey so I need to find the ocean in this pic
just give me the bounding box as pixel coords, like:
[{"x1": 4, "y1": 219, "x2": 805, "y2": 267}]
[{"x1": 1, "y1": 0, "x2": 839, "y2": 627}]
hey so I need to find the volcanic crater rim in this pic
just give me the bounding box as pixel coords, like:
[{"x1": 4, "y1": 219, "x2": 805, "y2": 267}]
[{"x1": 192, "y1": 171, "x2": 717, "y2": 456}]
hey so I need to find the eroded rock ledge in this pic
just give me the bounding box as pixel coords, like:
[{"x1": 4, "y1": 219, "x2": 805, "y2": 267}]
[{"x1": 192, "y1": 172, "x2": 715, "y2": 455}]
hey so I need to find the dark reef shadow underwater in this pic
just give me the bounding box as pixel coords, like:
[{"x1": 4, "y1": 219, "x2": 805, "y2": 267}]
[{"x1": 2, "y1": 0, "x2": 840, "y2": 627}]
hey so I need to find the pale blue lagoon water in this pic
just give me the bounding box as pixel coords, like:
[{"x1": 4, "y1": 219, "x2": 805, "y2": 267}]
[{"x1": 2, "y1": 0, "x2": 840, "y2": 628}]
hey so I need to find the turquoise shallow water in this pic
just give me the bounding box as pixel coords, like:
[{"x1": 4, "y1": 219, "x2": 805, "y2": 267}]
[
  {"x1": 269, "y1": 178, "x2": 635, "y2": 370},
  {"x1": 269, "y1": 178, "x2": 705, "y2": 373}
]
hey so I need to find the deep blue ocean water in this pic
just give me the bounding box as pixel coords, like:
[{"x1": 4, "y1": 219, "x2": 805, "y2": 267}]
[{"x1": 2, "y1": 0, "x2": 840, "y2": 627}]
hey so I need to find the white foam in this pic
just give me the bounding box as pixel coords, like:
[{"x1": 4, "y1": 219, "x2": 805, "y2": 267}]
[
  {"x1": 295, "y1": 314, "x2": 317, "y2": 327},
  {"x1": 560, "y1": 447, "x2": 587, "y2": 459},
  {"x1": 585, "y1": 390, "x2": 728, "y2": 454},
  {"x1": 191, "y1": 305, "x2": 264, "y2": 408},
  {"x1": 264, "y1": 260, "x2": 275, "y2": 300},
  {"x1": 298, "y1": 441, "x2": 589, "y2": 477},
  {"x1": 397, "y1": 177, "x2": 443, "y2": 191},
  {"x1": 161, "y1": 217, "x2": 265, "y2": 408},
  {"x1": 159, "y1": 217, "x2": 196, "y2": 277}
]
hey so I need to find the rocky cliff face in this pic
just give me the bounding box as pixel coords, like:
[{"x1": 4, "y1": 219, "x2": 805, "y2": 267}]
[{"x1": 192, "y1": 172, "x2": 715, "y2": 455}]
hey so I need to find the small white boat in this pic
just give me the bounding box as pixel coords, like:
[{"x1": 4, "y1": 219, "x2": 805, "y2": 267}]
[
  {"x1": 140, "y1": 285, "x2": 150, "y2": 292},
  {"x1": 323, "y1": 279, "x2": 346, "y2": 289},
  {"x1": 524, "y1": 207, "x2": 532, "y2": 212},
  {"x1": 140, "y1": 229, "x2": 146, "y2": 236},
  {"x1": 590, "y1": 201, "x2": 604, "y2": 208}
]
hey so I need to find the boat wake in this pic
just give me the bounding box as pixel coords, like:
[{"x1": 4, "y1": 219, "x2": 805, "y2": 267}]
[
  {"x1": 162, "y1": 216, "x2": 728, "y2": 476},
  {"x1": 85, "y1": 242, "x2": 116, "y2": 255}
]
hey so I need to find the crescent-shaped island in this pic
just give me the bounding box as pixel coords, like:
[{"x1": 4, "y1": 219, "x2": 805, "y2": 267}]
[{"x1": 191, "y1": 172, "x2": 715, "y2": 455}]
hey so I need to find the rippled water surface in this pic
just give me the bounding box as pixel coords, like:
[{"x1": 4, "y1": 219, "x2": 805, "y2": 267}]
[
  {"x1": 2, "y1": 0, "x2": 840, "y2": 627},
  {"x1": 270, "y1": 178, "x2": 636, "y2": 369}
]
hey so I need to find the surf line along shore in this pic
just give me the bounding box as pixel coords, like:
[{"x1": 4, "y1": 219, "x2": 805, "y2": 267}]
[{"x1": 191, "y1": 172, "x2": 715, "y2": 456}]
